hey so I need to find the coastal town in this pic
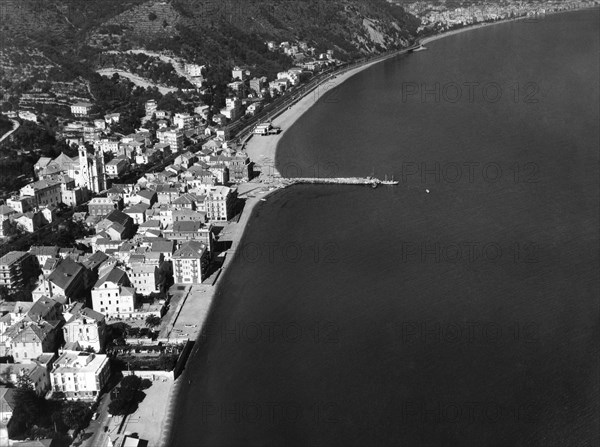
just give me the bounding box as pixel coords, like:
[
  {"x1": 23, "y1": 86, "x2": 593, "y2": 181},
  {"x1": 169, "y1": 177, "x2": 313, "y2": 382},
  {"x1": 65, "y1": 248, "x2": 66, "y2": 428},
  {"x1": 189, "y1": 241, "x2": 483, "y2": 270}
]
[
  {"x1": 398, "y1": 0, "x2": 597, "y2": 32},
  {"x1": 0, "y1": 36, "x2": 352, "y2": 446},
  {"x1": 0, "y1": 2, "x2": 597, "y2": 446}
]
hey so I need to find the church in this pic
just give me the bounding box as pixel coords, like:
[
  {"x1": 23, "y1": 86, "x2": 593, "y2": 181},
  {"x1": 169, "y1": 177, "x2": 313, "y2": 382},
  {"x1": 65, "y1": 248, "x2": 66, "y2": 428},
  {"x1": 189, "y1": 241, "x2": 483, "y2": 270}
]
[{"x1": 33, "y1": 145, "x2": 107, "y2": 194}]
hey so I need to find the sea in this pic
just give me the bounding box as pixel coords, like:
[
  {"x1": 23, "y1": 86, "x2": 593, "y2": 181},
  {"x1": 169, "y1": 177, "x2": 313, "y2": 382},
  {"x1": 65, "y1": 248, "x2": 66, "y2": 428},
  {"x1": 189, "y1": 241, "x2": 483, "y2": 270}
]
[{"x1": 169, "y1": 9, "x2": 599, "y2": 447}]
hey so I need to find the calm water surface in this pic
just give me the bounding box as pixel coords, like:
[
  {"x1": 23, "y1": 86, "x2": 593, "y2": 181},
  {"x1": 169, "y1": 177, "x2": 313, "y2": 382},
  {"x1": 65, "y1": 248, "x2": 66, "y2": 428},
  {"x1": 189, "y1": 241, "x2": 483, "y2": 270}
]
[{"x1": 170, "y1": 10, "x2": 599, "y2": 447}]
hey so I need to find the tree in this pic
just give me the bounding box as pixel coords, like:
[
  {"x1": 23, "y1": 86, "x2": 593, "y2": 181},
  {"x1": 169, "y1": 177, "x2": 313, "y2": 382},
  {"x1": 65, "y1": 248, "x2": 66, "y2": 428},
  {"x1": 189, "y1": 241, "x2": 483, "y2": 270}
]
[
  {"x1": 12, "y1": 380, "x2": 45, "y2": 432},
  {"x1": 16, "y1": 373, "x2": 34, "y2": 392},
  {"x1": 108, "y1": 375, "x2": 147, "y2": 416},
  {"x1": 145, "y1": 315, "x2": 161, "y2": 331},
  {"x1": 61, "y1": 401, "x2": 90, "y2": 431}
]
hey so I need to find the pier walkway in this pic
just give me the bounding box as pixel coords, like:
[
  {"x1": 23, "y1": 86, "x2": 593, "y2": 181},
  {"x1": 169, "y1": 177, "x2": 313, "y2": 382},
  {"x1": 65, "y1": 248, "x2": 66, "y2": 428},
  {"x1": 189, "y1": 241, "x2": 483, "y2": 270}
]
[{"x1": 260, "y1": 176, "x2": 398, "y2": 188}]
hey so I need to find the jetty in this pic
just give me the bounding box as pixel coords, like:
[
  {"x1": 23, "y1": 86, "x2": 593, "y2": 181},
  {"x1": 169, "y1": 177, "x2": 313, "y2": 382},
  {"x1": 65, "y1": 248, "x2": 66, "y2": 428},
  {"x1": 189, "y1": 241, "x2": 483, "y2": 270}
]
[{"x1": 261, "y1": 176, "x2": 399, "y2": 188}]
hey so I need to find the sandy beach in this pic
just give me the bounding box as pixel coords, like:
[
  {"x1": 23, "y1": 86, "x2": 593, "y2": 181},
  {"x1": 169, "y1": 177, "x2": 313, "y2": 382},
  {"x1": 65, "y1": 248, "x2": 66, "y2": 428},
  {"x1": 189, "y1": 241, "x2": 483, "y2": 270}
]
[{"x1": 244, "y1": 54, "x2": 409, "y2": 176}]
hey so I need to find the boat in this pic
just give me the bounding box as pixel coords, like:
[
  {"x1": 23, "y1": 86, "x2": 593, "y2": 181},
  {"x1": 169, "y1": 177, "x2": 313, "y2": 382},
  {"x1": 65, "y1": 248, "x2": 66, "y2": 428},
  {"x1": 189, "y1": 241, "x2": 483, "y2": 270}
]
[
  {"x1": 413, "y1": 45, "x2": 427, "y2": 52},
  {"x1": 260, "y1": 198, "x2": 267, "y2": 201}
]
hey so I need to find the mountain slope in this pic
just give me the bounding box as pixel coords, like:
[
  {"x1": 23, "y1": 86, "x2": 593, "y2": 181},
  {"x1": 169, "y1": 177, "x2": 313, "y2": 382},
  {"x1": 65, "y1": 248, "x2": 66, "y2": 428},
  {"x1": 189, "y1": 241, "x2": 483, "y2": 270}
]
[{"x1": 0, "y1": 0, "x2": 419, "y2": 95}]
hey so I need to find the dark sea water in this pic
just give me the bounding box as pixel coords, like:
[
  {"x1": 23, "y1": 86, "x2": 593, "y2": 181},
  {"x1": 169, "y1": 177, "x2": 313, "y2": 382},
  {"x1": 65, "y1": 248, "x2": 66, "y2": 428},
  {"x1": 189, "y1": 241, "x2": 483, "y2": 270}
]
[{"x1": 169, "y1": 10, "x2": 599, "y2": 447}]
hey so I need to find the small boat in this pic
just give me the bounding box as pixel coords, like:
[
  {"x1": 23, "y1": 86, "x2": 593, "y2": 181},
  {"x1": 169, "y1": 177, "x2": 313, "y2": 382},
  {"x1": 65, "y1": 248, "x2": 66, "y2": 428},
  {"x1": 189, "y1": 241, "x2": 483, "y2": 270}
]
[
  {"x1": 426, "y1": 189, "x2": 430, "y2": 194},
  {"x1": 260, "y1": 198, "x2": 267, "y2": 201}
]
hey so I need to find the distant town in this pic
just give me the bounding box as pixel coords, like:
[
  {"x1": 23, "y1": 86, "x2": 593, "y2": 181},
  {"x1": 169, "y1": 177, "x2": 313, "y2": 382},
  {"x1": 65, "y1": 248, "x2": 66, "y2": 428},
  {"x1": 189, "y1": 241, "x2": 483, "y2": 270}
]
[{"x1": 395, "y1": 0, "x2": 598, "y2": 32}]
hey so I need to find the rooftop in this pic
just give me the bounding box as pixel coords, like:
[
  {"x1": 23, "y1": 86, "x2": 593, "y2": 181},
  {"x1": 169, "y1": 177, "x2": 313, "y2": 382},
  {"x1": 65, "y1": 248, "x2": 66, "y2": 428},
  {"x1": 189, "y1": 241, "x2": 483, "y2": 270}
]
[
  {"x1": 52, "y1": 350, "x2": 108, "y2": 374},
  {"x1": 94, "y1": 267, "x2": 129, "y2": 288},
  {"x1": 174, "y1": 240, "x2": 208, "y2": 258},
  {"x1": 48, "y1": 258, "x2": 84, "y2": 290},
  {"x1": 0, "y1": 251, "x2": 30, "y2": 266}
]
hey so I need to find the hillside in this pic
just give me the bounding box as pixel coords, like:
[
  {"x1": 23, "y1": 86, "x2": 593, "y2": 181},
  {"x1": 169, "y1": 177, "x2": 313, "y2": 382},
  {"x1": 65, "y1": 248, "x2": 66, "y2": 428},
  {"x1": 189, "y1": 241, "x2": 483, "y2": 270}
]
[{"x1": 0, "y1": 0, "x2": 419, "y2": 89}]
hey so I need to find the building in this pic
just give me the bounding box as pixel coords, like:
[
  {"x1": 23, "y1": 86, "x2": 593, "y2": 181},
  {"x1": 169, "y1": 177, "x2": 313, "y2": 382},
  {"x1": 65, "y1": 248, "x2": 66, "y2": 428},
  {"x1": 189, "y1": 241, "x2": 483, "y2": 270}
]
[
  {"x1": 123, "y1": 204, "x2": 148, "y2": 225},
  {"x1": 128, "y1": 263, "x2": 160, "y2": 296},
  {"x1": 249, "y1": 76, "x2": 268, "y2": 95},
  {"x1": 20, "y1": 180, "x2": 62, "y2": 207},
  {"x1": 105, "y1": 157, "x2": 130, "y2": 178},
  {"x1": 9, "y1": 319, "x2": 61, "y2": 363},
  {"x1": 0, "y1": 387, "x2": 17, "y2": 423},
  {"x1": 150, "y1": 239, "x2": 175, "y2": 262},
  {"x1": 173, "y1": 113, "x2": 194, "y2": 130},
  {"x1": 50, "y1": 350, "x2": 110, "y2": 400},
  {"x1": 0, "y1": 362, "x2": 52, "y2": 395},
  {"x1": 91, "y1": 268, "x2": 136, "y2": 317},
  {"x1": 1, "y1": 204, "x2": 19, "y2": 220},
  {"x1": 70, "y1": 102, "x2": 94, "y2": 116},
  {"x1": 129, "y1": 189, "x2": 157, "y2": 208},
  {"x1": 184, "y1": 63, "x2": 205, "y2": 77},
  {"x1": 14, "y1": 211, "x2": 44, "y2": 233},
  {"x1": 29, "y1": 246, "x2": 60, "y2": 267},
  {"x1": 31, "y1": 257, "x2": 86, "y2": 302},
  {"x1": 0, "y1": 251, "x2": 39, "y2": 290},
  {"x1": 96, "y1": 210, "x2": 134, "y2": 240},
  {"x1": 157, "y1": 127, "x2": 184, "y2": 153},
  {"x1": 163, "y1": 221, "x2": 214, "y2": 252},
  {"x1": 61, "y1": 186, "x2": 87, "y2": 207},
  {"x1": 88, "y1": 197, "x2": 123, "y2": 217},
  {"x1": 229, "y1": 155, "x2": 253, "y2": 182},
  {"x1": 104, "y1": 113, "x2": 120, "y2": 124},
  {"x1": 76, "y1": 145, "x2": 106, "y2": 194},
  {"x1": 205, "y1": 186, "x2": 236, "y2": 221},
  {"x1": 145, "y1": 99, "x2": 157, "y2": 116},
  {"x1": 62, "y1": 303, "x2": 106, "y2": 353},
  {"x1": 6, "y1": 196, "x2": 35, "y2": 214},
  {"x1": 173, "y1": 241, "x2": 210, "y2": 284}
]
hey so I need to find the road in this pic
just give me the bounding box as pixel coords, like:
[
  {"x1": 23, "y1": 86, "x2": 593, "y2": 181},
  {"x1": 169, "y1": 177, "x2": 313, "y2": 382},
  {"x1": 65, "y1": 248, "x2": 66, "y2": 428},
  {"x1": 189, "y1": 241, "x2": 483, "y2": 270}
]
[
  {"x1": 81, "y1": 393, "x2": 115, "y2": 447},
  {"x1": 0, "y1": 119, "x2": 19, "y2": 144}
]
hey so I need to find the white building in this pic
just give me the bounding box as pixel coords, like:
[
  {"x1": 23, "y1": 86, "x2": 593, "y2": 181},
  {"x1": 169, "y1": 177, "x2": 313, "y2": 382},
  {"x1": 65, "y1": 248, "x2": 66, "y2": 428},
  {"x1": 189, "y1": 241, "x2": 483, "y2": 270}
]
[
  {"x1": 173, "y1": 241, "x2": 209, "y2": 284},
  {"x1": 128, "y1": 263, "x2": 160, "y2": 296},
  {"x1": 62, "y1": 303, "x2": 107, "y2": 353},
  {"x1": 145, "y1": 99, "x2": 157, "y2": 116},
  {"x1": 70, "y1": 102, "x2": 94, "y2": 116},
  {"x1": 91, "y1": 267, "x2": 136, "y2": 317},
  {"x1": 50, "y1": 350, "x2": 110, "y2": 400},
  {"x1": 205, "y1": 186, "x2": 235, "y2": 221},
  {"x1": 173, "y1": 113, "x2": 194, "y2": 130},
  {"x1": 157, "y1": 127, "x2": 184, "y2": 153}
]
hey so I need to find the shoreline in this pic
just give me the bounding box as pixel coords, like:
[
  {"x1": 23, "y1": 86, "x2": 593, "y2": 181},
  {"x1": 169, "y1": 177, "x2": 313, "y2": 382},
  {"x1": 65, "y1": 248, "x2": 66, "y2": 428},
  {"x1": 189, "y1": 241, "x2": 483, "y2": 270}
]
[
  {"x1": 243, "y1": 6, "x2": 598, "y2": 174},
  {"x1": 158, "y1": 7, "x2": 596, "y2": 446}
]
